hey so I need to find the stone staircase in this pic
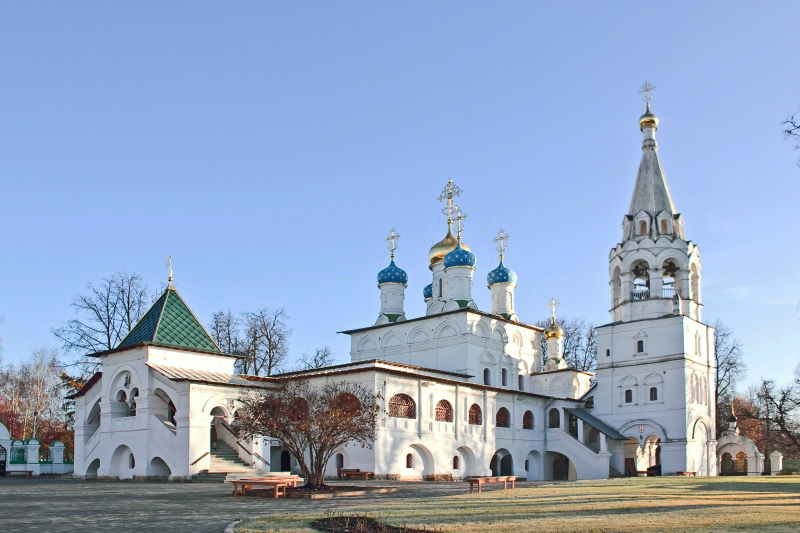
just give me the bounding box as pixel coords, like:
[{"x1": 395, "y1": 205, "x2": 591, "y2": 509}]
[{"x1": 192, "y1": 440, "x2": 260, "y2": 483}]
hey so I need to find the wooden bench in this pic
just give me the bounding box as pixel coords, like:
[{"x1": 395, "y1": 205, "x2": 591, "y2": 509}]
[
  {"x1": 6, "y1": 470, "x2": 34, "y2": 477},
  {"x1": 228, "y1": 477, "x2": 299, "y2": 498},
  {"x1": 337, "y1": 468, "x2": 374, "y2": 480},
  {"x1": 466, "y1": 476, "x2": 518, "y2": 493},
  {"x1": 675, "y1": 471, "x2": 696, "y2": 476}
]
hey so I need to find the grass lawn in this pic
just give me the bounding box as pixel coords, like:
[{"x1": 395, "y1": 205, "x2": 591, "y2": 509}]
[{"x1": 235, "y1": 476, "x2": 800, "y2": 532}]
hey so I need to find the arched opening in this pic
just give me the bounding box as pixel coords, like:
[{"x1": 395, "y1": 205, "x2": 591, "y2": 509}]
[
  {"x1": 153, "y1": 388, "x2": 177, "y2": 426},
  {"x1": 501, "y1": 368, "x2": 508, "y2": 386},
  {"x1": 280, "y1": 450, "x2": 291, "y2": 472},
  {"x1": 548, "y1": 408, "x2": 560, "y2": 429},
  {"x1": 735, "y1": 452, "x2": 748, "y2": 474},
  {"x1": 483, "y1": 368, "x2": 491, "y2": 386},
  {"x1": 334, "y1": 393, "x2": 362, "y2": 417},
  {"x1": 456, "y1": 446, "x2": 477, "y2": 478},
  {"x1": 147, "y1": 457, "x2": 172, "y2": 477},
  {"x1": 763, "y1": 455, "x2": 772, "y2": 475},
  {"x1": 127, "y1": 388, "x2": 139, "y2": 417},
  {"x1": 625, "y1": 389, "x2": 634, "y2": 403},
  {"x1": 336, "y1": 453, "x2": 344, "y2": 469},
  {"x1": 85, "y1": 399, "x2": 101, "y2": 440},
  {"x1": 496, "y1": 407, "x2": 511, "y2": 428},
  {"x1": 468, "y1": 404, "x2": 482, "y2": 425},
  {"x1": 612, "y1": 266, "x2": 622, "y2": 306},
  {"x1": 452, "y1": 455, "x2": 459, "y2": 470},
  {"x1": 523, "y1": 410, "x2": 534, "y2": 430},
  {"x1": 438, "y1": 278, "x2": 443, "y2": 298},
  {"x1": 690, "y1": 263, "x2": 700, "y2": 303},
  {"x1": 662, "y1": 260, "x2": 678, "y2": 298},
  {"x1": 388, "y1": 394, "x2": 416, "y2": 419},
  {"x1": 660, "y1": 219, "x2": 668, "y2": 234},
  {"x1": 586, "y1": 428, "x2": 600, "y2": 452},
  {"x1": 568, "y1": 413, "x2": 578, "y2": 438},
  {"x1": 209, "y1": 406, "x2": 229, "y2": 451},
  {"x1": 547, "y1": 452, "x2": 574, "y2": 481},
  {"x1": 644, "y1": 435, "x2": 661, "y2": 475},
  {"x1": 631, "y1": 260, "x2": 650, "y2": 300},
  {"x1": 109, "y1": 445, "x2": 134, "y2": 479},
  {"x1": 623, "y1": 437, "x2": 641, "y2": 476},
  {"x1": 490, "y1": 449, "x2": 513, "y2": 476},
  {"x1": 649, "y1": 387, "x2": 658, "y2": 401},
  {"x1": 405, "y1": 453, "x2": 413, "y2": 468},
  {"x1": 403, "y1": 444, "x2": 434, "y2": 479},
  {"x1": 435, "y1": 400, "x2": 453, "y2": 422},
  {"x1": 525, "y1": 450, "x2": 541, "y2": 481},
  {"x1": 518, "y1": 374, "x2": 524, "y2": 391},
  {"x1": 85, "y1": 458, "x2": 100, "y2": 478},
  {"x1": 638, "y1": 220, "x2": 647, "y2": 235},
  {"x1": 720, "y1": 452, "x2": 734, "y2": 475}
]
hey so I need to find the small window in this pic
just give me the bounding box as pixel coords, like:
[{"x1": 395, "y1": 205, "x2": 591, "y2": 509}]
[
  {"x1": 483, "y1": 368, "x2": 491, "y2": 386},
  {"x1": 518, "y1": 374, "x2": 524, "y2": 391},
  {"x1": 438, "y1": 279, "x2": 443, "y2": 298},
  {"x1": 525, "y1": 459, "x2": 530, "y2": 471},
  {"x1": 129, "y1": 453, "x2": 135, "y2": 469},
  {"x1": 639, "y1": 221, "x2": 647, "y2": 235},
  {"x1": 625, "y1": 389, "x2": 633, "y2": 403},
  {"x1": 406, "y1": 453, "x2": 413, "y2": 469},
  {"x1": 637, "y1": 340, "x2": 645, "y2": 353},
  {"x1": 496, "y1": 407, "x2": 511, "y2": 428},
  {"x1": 336, "y1": 453, "x2": 344, "y2": 469},
  {"x1": 661, "y1": 220, "x2": 668, "y2": 233},
  {"x1": 468, "y1": 404, "x2": 482, "y2": 425},
  {"x1": 435, "y1": 399, "x2": 453, "y2": 422},
  {"x1": 523, "y1": 410, "x2": 534, "y2": 430},
  {"x1": 568, "y1": 414, "x2": 578, "y2": 437},
  {"x1": 584, "y1": 396, "x2": 595, "y2": 409},
  {"x1": 548, "y1": 408, "x2": 560, "y2": 428},
  {"x1": 453, "y1": 456, "x2": 459, "y2": 469},
  {"x1": 650, "y1": 387, "x2": 658, "y2": 401},
  {"x1": 501, "y1": 368, "x2": 508, "y2": 387},
  {"x1": 606, "y1": 349, "x2": 610, "y2": 357}
]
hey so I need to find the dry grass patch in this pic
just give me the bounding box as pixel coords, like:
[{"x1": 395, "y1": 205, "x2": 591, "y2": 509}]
[{"x1": 235, "y1": 477, "x2": 800, "y2": 533}]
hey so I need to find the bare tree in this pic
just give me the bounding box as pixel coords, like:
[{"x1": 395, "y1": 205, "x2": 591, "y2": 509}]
[
  {"x1": 297, "y1": 347, "x2": 335, "y2": 370},
  {"x1": 712, "y1": 320, "x2": 747, "y2": 436},
  {"x1": 53, "y1": 272, "x2": 149, "y2": 374},
  {"x1": 238, "y1": 308, "x2": 291, "y2": 376},
  {"x1": 783, "y1": 108, "x2": 800, "y2": 167},
  {"x1": 0, "y1": 348, "x2": 64, "y2": 439},
  {"x1": 535, "y1": 317, "x2": 597, "y2": 372},
  {"x1": 739, "y1": 375, "x2": 800, "y2": 456},
  {"x1": 238, "y1": 379, "x2": 380, "y2": 487},
  {"x1": 209, "y1": 311, "x2": 245, "y2": 355}
]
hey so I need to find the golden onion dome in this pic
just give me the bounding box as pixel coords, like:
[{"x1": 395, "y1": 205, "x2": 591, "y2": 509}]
[
  {"x1": 428, "y1": 227, "x2": 471, "y2": 267},
  {"x1": 639, "y1": 104, "x2": 659, "y2": 130},
  {"x1": 544, "y1": 319, "x2": 564, "y2": 340}
]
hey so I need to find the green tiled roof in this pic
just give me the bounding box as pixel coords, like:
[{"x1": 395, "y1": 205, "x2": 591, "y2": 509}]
[{"x1": 117, "y1": 288, "x2": 221, "y2": 354}]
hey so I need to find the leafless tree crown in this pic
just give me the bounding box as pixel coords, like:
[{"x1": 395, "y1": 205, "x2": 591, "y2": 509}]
[{"x1": 535, "y1": 316, "x2": 598, "y2": 373}]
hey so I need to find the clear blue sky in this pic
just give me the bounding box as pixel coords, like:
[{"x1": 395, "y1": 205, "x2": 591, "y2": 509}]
[{"x1": 2, "y1": 2, "x2": 798, "y2": 389}]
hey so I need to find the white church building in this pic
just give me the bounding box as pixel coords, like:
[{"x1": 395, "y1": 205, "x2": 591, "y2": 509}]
[{"x1": 72, "y1": 97, "x2": 720, "y2": 481}]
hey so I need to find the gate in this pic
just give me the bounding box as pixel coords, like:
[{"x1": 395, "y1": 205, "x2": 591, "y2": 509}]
[{"x1": 0, "y1": 444, "x2": 6, "y2": 477}]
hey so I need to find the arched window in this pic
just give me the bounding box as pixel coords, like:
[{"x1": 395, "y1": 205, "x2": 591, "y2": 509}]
[
  {"x1": 406, "y1": 453, "x2": 413, "y2": 469},
  {"x1": 624, "y1": 389, "x2": 633, "y2": 403},
  {"x1": 388, "y1": 394, "x2": 416, "y2": 419},
  {"x1": 523, "y1": 410, "x2": 534, "y2": 430},
  {"x1": 637, "y1": 340, "x2": 645, "y2": 353},
  {"x1": 453, "y1": 456, "x2": 459, "y2": 469},
  {"x1": 438, "y1": 278, "x2": 443, "y2": 298},
  {"x1": 548, "y1": 408, "x2": 560, "y2": 428},
  {"x1": 501, "y1": 368, "x2": 508, "y2": 387},
  {"x1": 631, "y1": 260, "x2": 650, "y2": 300},
  {"x1": 335, "y1": 393, "x2": 362, "y2": 417},
  {"x1": 525, "y1": 459, "x2": 529, "y2": 471},
  {"x1": 518, "y1": 374, "x2": 524, "y2": 391},
  {"x1": 435, "y1": 400, "x2": 453, "y2": 422},
  {"x1": 639, "y1": 221, "x2": 647, "y2": 235},
  {"x1": 336, "y1": 453, "x2": 344, "y2": 469},
  {"x1": 128, "y1": 388, "x2": 139, "y2": 417},
  {"x1": 606, "y1": 349, "x2": 611, "y2": 357},
  {"x1": 496, "y1": 407, "x2": 511, "y2": 428},
  {"x1": 568, "y1": 413, "x2": 578, "y2": 437},
  {"x1": 129, "y1": 453, "x2": 135, "y2": 469},
  {"x1": 660, "y1": 219, "x2": 668, "y2": 233},
  {"x1": 291, "y1": 398, "x2": 309, "y2": 420},
  {"x1": 468, "y1": 404, "x2": 482, "y2": 425},
  {"x1": 483, "y1": 368, "x2": 491, "y2": 386},
  {"x1": 649, "y1": 387, "x2": 658, "y2": 401}
]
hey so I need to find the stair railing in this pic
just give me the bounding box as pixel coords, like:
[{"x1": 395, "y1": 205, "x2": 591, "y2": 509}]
[{"x1": 191, "y1": 451, "x2": 210, "y2": 466}]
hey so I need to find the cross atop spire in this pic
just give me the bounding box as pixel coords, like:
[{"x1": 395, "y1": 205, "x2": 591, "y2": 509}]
[
  {"x1": 166, "y1": 255, "x2": 174, "y2": 289},
  {"x1": 385, "y1": 228, "x2": 400, "y2": 260},
  {"x1": 493, "y1": 229, "x2": 510, "y2": 260},
  {"x1": 638, "y1": 81, "x2": 656, "y2": 106},
  {"x1": 438, "y1": 179, "x2": 462, "y2": 224},
  {"x1": 454, "y1": 208, "x2": 467, "y2": 243},
  {"x1": 547, "y1": 297, "x2": 559, "y2": 321}
]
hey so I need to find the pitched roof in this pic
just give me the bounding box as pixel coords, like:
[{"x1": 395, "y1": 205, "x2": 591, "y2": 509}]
[
  {"x1": 116, "y1": 287, "x2": 222, "y2": 354},
  {"x1": 146, "y1": 363, "x2": 271, "y2": 388},
  {"x1": 628, "y1": 131, "x2": 677, "y2": 217},
  {"x1": 564, "y1": 407, "x2": 627, "y2": 440}
]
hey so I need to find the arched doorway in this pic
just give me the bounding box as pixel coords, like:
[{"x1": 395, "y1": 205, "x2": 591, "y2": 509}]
[
  {"x1": 209, "y1": 406, "x2": 228, "y2": 451},
  {"x1": 720, "y1": 452, "x2": 734, "y2": 475},
  {"x1": 85, "y1": 458, "x2": 100, "y2": 478},
  {"x1": 525, "y1": 450, "x2": 541, "y2": 481},
  {"x1": 547, "y1": 451, "x2": 574, "y2": 481},
  {"x1": 147, "y1": 457, "x2": 172, "y2": 477},
  {"x1": 456, "y1": 446, "x2": 477, "y2": 478},
  {"x1": 490, "y1": 449, "x2": 513, "y2": 476},
  {"x1": 109, "y1": 445, "x2": 135, "y2": 479},
  {"x1": 280, "y1": 450, "x2": 291, "y2": 471}
]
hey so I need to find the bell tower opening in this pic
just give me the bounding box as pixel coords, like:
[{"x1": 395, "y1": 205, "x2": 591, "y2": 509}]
[{"x1": 631, "y1": 261, "x2": 650, "y2": 301}]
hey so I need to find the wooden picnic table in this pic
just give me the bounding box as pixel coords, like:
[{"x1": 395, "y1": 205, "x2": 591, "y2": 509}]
[
  {"x1": 228, "y1": 476, "x2": 301, "y2": 498},
  {"x1": 675, "y1": 471, "x2": 696, "y2": 476},
  {"x1": 466, "y1": 475, "x2": 518, "y2": 493},
  {"x1": 337, "y1": 468, "x2": 374, "y2": 480}
]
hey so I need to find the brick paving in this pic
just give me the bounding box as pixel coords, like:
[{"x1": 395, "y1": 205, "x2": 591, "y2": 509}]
[{"x1": 0, "y1": 478, "x2": 535, "y2": 533}]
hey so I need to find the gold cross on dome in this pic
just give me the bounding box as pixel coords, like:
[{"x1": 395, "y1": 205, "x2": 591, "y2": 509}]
[
  {"x1": 385, "y1": 228, "x2": 400, "y2": 259},
  {"x1": 547, "y1": 297, "x2": 559, "y2": 320},
  {"x1": 638, "y1": 81, "x2": 656, "y2": 105},
  {"x1": 455, "y1": 208, "x2": 467, "y2": 242},
  {"x1": 438, "y1": 179, "x2": 462, "y2": 223},
  {"x1": 493, "y1": 229, "x2": 510, "y2": 260}
]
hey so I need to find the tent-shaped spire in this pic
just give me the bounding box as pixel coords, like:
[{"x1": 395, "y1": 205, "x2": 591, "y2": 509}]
[
  {"x1": 628, "y1": 103, "x2": 677, "y2": 217},
  {"x1": 117, "y1": 286, "x2": 221, "y2": 354}
]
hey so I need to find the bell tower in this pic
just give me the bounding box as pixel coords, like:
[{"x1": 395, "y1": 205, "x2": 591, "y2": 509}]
[{"x1": 593, "y1": 84, "x2": 717, "y2": 477}]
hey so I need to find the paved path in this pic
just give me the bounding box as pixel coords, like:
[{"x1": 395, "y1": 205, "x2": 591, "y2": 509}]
[{"x1": 0, "y1": 478, "x2": 540, "y2": 533}]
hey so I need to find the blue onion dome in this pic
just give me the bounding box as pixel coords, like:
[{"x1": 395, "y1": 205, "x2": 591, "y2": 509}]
[
  {"x1": 423, "y1": 283, "x2": 433, "y2": 299},
  {"x1": 377, "y1": 260, "x2": 408, "y2": 285},
  {"x1": 487, "y1": 261, "x2": 517, "y2": 286},
  {"x1": 443, "y1": 243, "x2": 476, "y2": 268}
]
